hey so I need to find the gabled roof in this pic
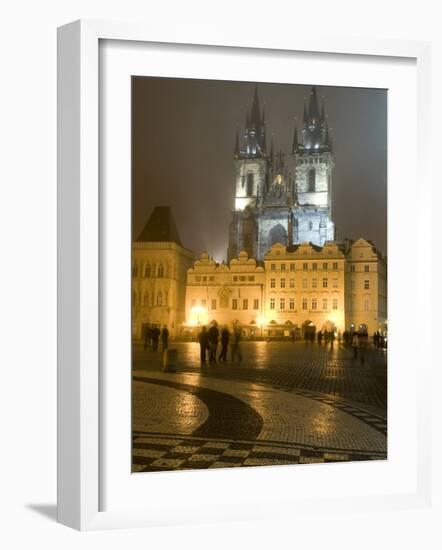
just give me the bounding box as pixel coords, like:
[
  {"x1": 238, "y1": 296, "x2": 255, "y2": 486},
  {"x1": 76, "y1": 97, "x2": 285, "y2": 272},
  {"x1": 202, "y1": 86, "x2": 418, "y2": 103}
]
[{"x1": 136, "y1": 206, "x2": 182, "y2": 245}]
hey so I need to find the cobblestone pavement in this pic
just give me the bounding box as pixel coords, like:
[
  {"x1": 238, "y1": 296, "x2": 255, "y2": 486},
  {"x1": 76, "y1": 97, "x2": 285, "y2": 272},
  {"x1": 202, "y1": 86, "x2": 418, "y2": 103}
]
[{"x1": 132, "y1": 342, "x2": 387, "y2": 472}]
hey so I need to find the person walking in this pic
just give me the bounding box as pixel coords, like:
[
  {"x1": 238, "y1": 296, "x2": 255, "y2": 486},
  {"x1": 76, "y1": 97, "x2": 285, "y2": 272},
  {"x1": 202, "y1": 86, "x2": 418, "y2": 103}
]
[
  {"x1": 208, "y1": 322, "x2": 219, "y2": 363},
  {"x1": 198, "y1": 326, "x2": 209, "y2": 363},
  {"x1": 352, "y1": 331, "x2": 359, "y2": 360},
  {"x1": 161, "y1": 325, "x2": 169, "y2": 352},
  {"x1": 337, "y1": 329, "x2": 342, "y2": 347},
  {"x1": 218, "y1": 326, "x2": 230, "y2": 361},
  {"x1": 231, "y1": 322, "x2": 243, "y2": 362},
  {"x1": 151, "y1": 326, "x2": 160, "y2": 352},
  {"x1": 317, "y1": 330, "x2": 323, "y2": 346}
]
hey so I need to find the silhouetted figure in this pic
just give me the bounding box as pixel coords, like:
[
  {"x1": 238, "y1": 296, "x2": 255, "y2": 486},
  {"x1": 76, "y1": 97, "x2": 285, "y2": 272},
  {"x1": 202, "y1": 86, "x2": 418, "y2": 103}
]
[
  {"x1": 161, "y1": 326, "x2": 169, "y2": 351},
  {"x1": 143, "y1": 325, "x2": 152, "y2": 351},
  {"x1": 219, "y1": 327, "x2": 230, "y2": 361},
  {"x1": 151, "y1": 327, "x2": 160, "y2": 351},
  {"x1": 358, "y1": 330, "x2": 368, "y2": 365},
  {"x1": 352, "y1": 332, "x2": 359, "y2": 359},
  {"x1": 291, "y1": 331, "x2": 295, "y2": 343},
  {"x1": 198, "y1": 326, "x2": 209, "y2": 362},
  {"x1": 318, "y1": 330, "x2": 323, "y2": 345},
  {"x1": 231, "y1": 323, "x2": 243, "y2": 362},
  {"x1": 208, "y1": 322, "x2": 219, "y2": 363},
  {"x1": 337, "y1": 330, "x2": 342, "y2": 346}
]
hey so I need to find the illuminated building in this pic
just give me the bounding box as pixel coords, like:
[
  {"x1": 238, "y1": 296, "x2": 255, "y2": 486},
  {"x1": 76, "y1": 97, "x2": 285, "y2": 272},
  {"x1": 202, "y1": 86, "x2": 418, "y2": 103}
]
[
  {"x1": 228, "y1": 86, "x2": 335, "y2": 262},
  {"x1": 132, "y1": 207, "x2": 194, "y2": 338}
]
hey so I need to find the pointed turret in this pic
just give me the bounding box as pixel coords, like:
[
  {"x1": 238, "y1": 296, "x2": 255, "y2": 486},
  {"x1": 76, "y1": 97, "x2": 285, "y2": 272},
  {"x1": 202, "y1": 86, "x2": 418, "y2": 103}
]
[
  {"x1": 307, "y1": 86, "x2": 321, "y2": 125},
  {"x1": 297, "y1": 85, "x2": 332, "y2": 153},
  {"x1": 250, "y1": 85, "x2": 261, "y2": 129},
  {"x1": 237, "y1": 86, "x2": 268, "y2": 159},
  {"x1": 292, "y1": 123, "x2": 299, "y2": 154},
  {"x1": 234, "y1": 127, "x2": 240, "y2": 158}
]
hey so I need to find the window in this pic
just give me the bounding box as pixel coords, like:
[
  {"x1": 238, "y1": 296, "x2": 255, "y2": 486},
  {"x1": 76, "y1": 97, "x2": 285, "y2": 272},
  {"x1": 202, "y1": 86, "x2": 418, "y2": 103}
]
[
  {"x1": 308, "y1": 221, "x2": 313, "y2": 230},
  {"x1": 239, "y1": 276, "x2": 246, "y2": 282},
  {"x1": 312, "y1": 298, "x2": 317, "y2": 310},
  {"x1": 312, "y1": 277, "x2": 317, "y2": 288},
  {"x1": 271, "y1": 263, "x2": 276, "y2": 270},
  {"x1": 201, "y1": 299, "x2": 206, "y2": 308},
  {"x1": 191, "y1": 299, "x2": 196, "y2": 308},
  {"x1": 144, "y1": 265, "x2": 150, "y2": 277},
  {"x1": 289, "y1": 298, "x2": 295, "y2": 310},
  {"x1": 280, "y1": 298, "x2": 285, "y2": 310},
  {"x1": 270, "y1": 278, "x2": 276, "y2": 288},
  {"x1": 157, "y1": 292, "x2": 163, "y2": 306},
  {"x1": 281, "y1": 263, "x2": 286, "y2": 271},
  {"x1": 209, "y1": 276, "x2": 215, "y2": 282},
  {"x1": 202, "y1": 276, "x2": 207, "y2": 282},
  {"x1": 280, "y1": 278, "x2": 286, "y2": 288},
  {"x1": 196, "y1": 275, "x2": 201, "y2": 282},
  {"x1": 302, "y1": 298, "x2": 307, "y2": 310},
  {"x1": 364, "y1": 279, "x2": 370, "y2": 290},
  {"x1": 332, "y1": 278, "x2": 338, "y2": 288},
  {"x1": 303, "y1": 263, "x2": 308, "y2": 271},
  {"x1": 333, "y1": 262, "x2": 338, "y2": 270},
  {"x1": 308, "y1": 168, "x2": 315, "y2": 192},
  {"x1": 323, "y1": 262, "x2": 328, "y2": 270},
  {"x1": 364, "y1": 298, "x2": 370, "y2": 311},
  {"x1": 350, "y1": 265, "x2": 355, "y2": 272},
  {"x1": 290, "y1": 263, "x2": 295, "y2": 271},
  {"x1": 290, "y1": 278, "x2": 295, "y2": 288},
  {"x1": 243, "y1": 299, "x2": 248, "y2": 310},
  {"x1": 322, "y1": 277, "x2": 328, "y2": 288},
  {"x1": 220, "y1": 292, "x2": 229, "y2": 309},
  {"x1": 270, "y1": 298, "x2": 275, "y2": 309},
  {"x1": 143, "y1": 293, "x2": 149, "y2": 306},
  {"x1": 332, "y1": 298, "x2": 338, "y2": 310},
  {"x1": 233, "y1": 276, "x2": 238, "y2": 282},
  {"x1": 132, "y1": 265, "x2": 138, "y2": 277},
  {"x1": 312, "y1": 263, "x2": 317, "y2": 270},
  {"x1": 302, "y1": 278, "x2": 307, "y2": 289},
  {"x1": 211, "y1": 299, "x2": 217, "y2": 310},
  {"x1": 365, "y1": 264, "x2": 370, "y2": 272},
  {"x1": 232, "y1": 299, "x2": 238, "y2": 310},
  {"x1": 246, "y1": 172, "x2": 254, "y2": 196},
  {"x1": 248, "y1": 276, "x2": 255, "y2": 282},
  {"x1": 322, "y1": 298, "x2": 328, "y2": 310},
  {"x1": 157, "y1": 264, "x2": 164, "y2": 277},
  {"x1": 253, "y1": 299, "x2": 259, "y2": 310}
]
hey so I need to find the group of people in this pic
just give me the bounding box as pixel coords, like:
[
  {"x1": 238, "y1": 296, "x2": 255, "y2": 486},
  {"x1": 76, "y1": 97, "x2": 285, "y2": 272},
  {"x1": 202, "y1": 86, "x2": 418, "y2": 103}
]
[
  {"x1": 198, "y1": 321, "x2": 243, "y2": 363},
  {"x1": 143, "y1": 325, "x2": 169, "y2": 352}
]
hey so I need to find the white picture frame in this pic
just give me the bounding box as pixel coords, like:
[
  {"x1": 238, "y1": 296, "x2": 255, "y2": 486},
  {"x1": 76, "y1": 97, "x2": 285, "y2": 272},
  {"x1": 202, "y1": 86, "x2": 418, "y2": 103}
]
[{"x1": 57, "y1": 19, "x2": 432, "y2": 531}]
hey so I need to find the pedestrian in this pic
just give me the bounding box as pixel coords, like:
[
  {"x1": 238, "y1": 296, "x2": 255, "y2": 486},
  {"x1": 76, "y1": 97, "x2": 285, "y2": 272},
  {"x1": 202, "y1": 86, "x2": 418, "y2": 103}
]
[
  {"x1": 231, "y1": 322, "x2": 243, "y2": 362},
  {"x1": 337, "y1": 330, "x2": 342, "y2": 346},
  {"x1": 330, "y1": 330, "x2": 335, "y2": 348},
  {"x1": 317, "y1": 330, "x2": 323, "y2": 345},
  {"x1": 161, "y1": 325, "x2": 169, "y2": 352},
  {"x1": 198, "y1": 326, "x2": 209, "y2": 363},
  {"x1": 143, "y1": 325, "x2": 151, "y2": 351},
  {"x1": 359, "y1": 330, "x2": 368, "y2": 365},
  {"x1": 352, "y1": 331, "x2": 359, "y2": 359},
  {"x1": 152, "y1": 326, "x2": 160, "y2": 352},
  {"x1": 218, "y1": 326, "x2": 230, "y2": 361},
  {"x1": 208, "y1": 321, "x2": 219, "y2": 363}
]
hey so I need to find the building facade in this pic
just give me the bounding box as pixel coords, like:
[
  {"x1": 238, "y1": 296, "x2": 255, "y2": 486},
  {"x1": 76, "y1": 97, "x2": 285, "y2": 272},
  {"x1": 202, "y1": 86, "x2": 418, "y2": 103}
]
[
  {"x1": 132, "y1": 207, "x2": 194, "y2": 339},
  {"x1": 184, "y1": 239, "x2": 387, "y2": 338},
  {"x1": 227, "y1": 86, "x2": 335, "y2": 262}
]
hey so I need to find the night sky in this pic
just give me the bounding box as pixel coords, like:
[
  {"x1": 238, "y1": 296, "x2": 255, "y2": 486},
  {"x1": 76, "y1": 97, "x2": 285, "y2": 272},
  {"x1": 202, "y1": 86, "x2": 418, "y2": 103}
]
[{"x1": 132, "y1": 77, "x2": 387, "y2": 260}]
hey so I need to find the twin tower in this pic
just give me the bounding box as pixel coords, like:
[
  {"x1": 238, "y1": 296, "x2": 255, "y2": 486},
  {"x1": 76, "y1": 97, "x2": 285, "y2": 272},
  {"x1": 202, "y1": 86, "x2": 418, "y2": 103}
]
[{"x1": 227, "y1": 85, "x2": 335, "y2": 262}]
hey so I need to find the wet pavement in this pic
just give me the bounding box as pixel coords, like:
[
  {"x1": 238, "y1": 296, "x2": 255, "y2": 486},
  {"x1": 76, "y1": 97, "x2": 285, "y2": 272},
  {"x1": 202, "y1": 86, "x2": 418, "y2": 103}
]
[{"x1": 132, "y1": 341, "x2": 387, "y2": 472}]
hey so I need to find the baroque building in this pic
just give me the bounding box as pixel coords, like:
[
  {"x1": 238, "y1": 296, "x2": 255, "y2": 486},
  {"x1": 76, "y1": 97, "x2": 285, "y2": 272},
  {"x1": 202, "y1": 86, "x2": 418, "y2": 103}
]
[
  {"x1": 228, "y1": 86, "x2": 335, "y2": 262},
  {"x1": 132, "y1": 207, "x2": 194, "y2": 338}
]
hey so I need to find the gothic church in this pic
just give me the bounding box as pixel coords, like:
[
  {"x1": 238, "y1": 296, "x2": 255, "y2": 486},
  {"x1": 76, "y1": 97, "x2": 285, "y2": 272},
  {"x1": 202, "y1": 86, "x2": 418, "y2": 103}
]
[{"x1": 227, "y1": 86, "x2": 335, "y2": 262}]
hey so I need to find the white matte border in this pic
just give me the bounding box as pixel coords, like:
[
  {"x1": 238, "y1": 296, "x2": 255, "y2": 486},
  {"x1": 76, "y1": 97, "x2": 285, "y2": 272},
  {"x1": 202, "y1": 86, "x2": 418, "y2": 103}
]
[
  {"x1": 101, "y1": 43, "x2": 418, "y2": 511},
  {"x1": 57, "y1": 19, "x2": 432, "y2": 531}
]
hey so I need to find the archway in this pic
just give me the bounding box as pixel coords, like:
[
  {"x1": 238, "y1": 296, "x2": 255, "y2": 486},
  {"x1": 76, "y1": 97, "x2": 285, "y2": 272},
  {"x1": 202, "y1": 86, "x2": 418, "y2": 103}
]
[{"x1": 269, "y1": 224, "x2": 287, "y2": 247}]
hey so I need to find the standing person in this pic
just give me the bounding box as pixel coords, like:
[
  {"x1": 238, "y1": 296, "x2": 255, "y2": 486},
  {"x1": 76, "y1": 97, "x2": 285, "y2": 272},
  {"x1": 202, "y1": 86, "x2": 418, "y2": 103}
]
[
  {"x1": 231, "y1": 322, "x2": 243, "y2": 362},
  {"x1": 218, "y1": 326, "x2": 230, "y2": 361},
  {"x1": 337, "y1": 330, "x2": 342, "y2": 346},
  {"x1": 161, "y1": 325, "x2": 169, "y2": 352},
  {"x1": 352, "y1": 331, "x2": 359, "y2": 360},
  {"x1": 208, "y1": 321, "x2": 219, "y2": 363},
  {"x1": 198, "y1": 326, "x2": 209, "y2": 363},
  {"x1": 152, "y1": 326, "x2": 160, "y2": 352},
  {"x1": 317, "y1": 330, "x2": 323, "y2": 346},
  {"x1": 359, "y1": 330, "x2": 368, "y2": 365},
  {"x1": 330, "y1": 330, "x2": 335, "y2": 348},
  {"x1": 143, "y1": 325, "x2": 151, "y2": 351}
]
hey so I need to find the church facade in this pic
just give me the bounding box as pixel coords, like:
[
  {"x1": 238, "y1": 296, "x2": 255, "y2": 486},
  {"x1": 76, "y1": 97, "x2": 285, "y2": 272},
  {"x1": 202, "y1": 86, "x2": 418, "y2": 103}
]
[{"x1": 228, "y1": 86, "x2": 335, "y2": 262}]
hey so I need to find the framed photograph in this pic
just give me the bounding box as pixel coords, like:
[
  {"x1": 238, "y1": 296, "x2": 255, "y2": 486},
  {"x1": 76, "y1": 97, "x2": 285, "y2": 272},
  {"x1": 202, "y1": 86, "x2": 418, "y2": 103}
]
[{"x1": 57, "y1": 20, "x2": 432, "y2": 530}]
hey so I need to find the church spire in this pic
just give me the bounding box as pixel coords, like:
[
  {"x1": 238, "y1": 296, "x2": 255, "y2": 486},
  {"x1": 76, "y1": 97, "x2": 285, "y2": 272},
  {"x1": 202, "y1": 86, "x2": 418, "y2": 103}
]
[
  {"x1": 234, "y1": 127, "x2": 240, "y2": 158},
  {"x1": 299, "y1": 85, "x2": 332, "y2": 153},
  {"x1": 238, "y1": 86, "x2": 267, "y2": 159},
  {"x1": 292, "y1": 123, "x2": 299, "y2": 154}
]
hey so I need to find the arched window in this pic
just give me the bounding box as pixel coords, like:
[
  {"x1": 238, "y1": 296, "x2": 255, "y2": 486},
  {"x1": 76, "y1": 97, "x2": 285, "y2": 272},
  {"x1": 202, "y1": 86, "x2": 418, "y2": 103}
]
[
  {"x1": 157, "y1": 264, "x2": 164, "y2": 278},
  {"x1": 144, "y1": 264, "x2": 150, "y2": 278},
  {"x1": 269, "y1": 224, "x2": 287, "y2": 247},
  {"x1": 132, "y1": 264, "x2": 138, "y2": 278},
  {"x1": 308, "y1": 168, "x2": 316, "y2": 192},
  {"x1": 246, "y1": 173, "x2": 254, "y2": 197},
  {"x1": 143, "y1": 292, "x2": 149, "y2": 306},
  {"x1": 157, "y1": 292, "x2": 163, "y2": 306}
]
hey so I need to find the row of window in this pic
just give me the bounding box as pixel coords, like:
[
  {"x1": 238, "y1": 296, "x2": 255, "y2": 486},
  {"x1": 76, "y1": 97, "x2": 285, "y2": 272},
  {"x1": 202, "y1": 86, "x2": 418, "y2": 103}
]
[
  {"x1": 194, "y1": 275, "x2": 256, "y2": 283},
  {"x1": 190, "y1": 298, "x2": 260, "y2": 311},
  {"x1": 132, "y1": 264, "x2": 167, "y2": 278},
  {"x1": 133, "y1": 290, "x2": 167, "y2": 307},
  {"x1": 350, "y1": 265, "x2": 371, "y2": 272},
  {"x1": 269, "y1": 297, "x2": 339, "y2": 311},
  {"x1": 270, "y1": 277, "x2": 339, "y2": 289},
  {"x1": 269, "y1": 262, "x2": 340, "y2": 271},
  {"x1": 350, "y1": 280, "x2": 371, "y2": 290}
]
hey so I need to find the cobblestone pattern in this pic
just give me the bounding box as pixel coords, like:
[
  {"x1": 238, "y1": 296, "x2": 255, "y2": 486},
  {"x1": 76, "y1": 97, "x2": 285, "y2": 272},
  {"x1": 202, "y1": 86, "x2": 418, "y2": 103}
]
[
  {"x1": 133, "y1": 342, "x2": 387, "y2": 411},
  {"x1": 132, "y1": 433, "x2": 386, "y2": 473}
]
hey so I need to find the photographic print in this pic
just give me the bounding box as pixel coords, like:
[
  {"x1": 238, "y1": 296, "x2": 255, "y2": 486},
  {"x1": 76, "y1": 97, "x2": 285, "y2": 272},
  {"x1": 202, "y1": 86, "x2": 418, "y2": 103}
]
[{"x1": 131, "y1": 77, "x2": 387, "y2": 473}]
